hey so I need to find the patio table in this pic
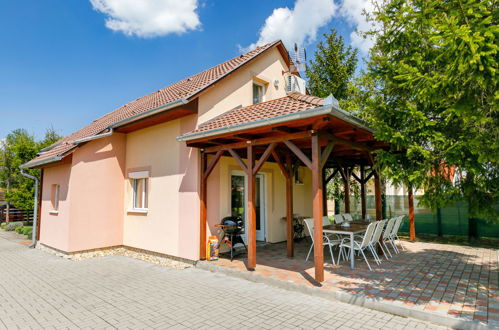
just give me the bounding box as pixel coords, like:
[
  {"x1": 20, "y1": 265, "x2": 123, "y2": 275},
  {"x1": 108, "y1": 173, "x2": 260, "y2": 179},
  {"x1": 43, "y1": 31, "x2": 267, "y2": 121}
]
[{"x1": 323, "y1": 224, "x2": 368, "y2": 269}]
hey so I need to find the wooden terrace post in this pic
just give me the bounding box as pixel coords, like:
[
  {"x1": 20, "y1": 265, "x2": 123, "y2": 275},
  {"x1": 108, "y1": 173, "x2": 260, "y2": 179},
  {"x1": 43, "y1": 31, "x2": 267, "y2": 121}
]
[
  {"x1": 360, "y1": 165, "x2": 367, "y2": 220},
  {"x1": 311, "y1": 133, "x2": 324, "y2": 282},
  {"x1": 285, "y1": 152, "x2": 294, "y2": 257},
  {"x1": 343, "y1": 167, "x2": 351, "y2": 214},
  {"x1": 246, "y1": 143, "x2": 257, "y2": 269},
  {"x1": 408, "y1": 185, "x2": 416, "y2": 241},
  {"x1": 199, "y1": 151, "x2": 208, "y2": 260},
  {"x1": 374, "y1": 170, "x2": 382, "y2": 220},
  {"x1": 322, "y1": 167, "x2": 328, "y2": 216}
]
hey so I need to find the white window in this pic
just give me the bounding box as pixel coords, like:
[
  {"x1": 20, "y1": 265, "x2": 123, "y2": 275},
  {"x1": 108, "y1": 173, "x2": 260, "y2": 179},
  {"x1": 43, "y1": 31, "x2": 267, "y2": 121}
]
[
  {"x1": 252, "y1": 82, "x2": 265, "y2": 104},
  {"x1": 51, "y1": 184, "x2": 60, "y2": 211},
  {"x1": 129, "y1": 171, "x2": 149, "y2": 211}
]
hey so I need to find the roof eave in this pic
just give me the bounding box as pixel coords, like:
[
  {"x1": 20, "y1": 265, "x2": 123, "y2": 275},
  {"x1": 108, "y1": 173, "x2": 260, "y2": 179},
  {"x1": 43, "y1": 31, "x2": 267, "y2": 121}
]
[
  {"x1": 177, "y1": 104, "x2": 373, "y2": 143},
  {"x1": 21, "y1": 155, "x2": 64, "y2": 169}
]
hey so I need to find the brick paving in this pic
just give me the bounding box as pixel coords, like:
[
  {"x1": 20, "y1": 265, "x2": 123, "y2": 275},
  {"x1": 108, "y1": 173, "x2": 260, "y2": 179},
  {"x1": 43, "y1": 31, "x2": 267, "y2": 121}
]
[
  {"x1": 209, "y1": 239, "x2": 499, "y2": 328},
  {"x1": 0, "y1": 232, "x2": 445, "y2": 329}
]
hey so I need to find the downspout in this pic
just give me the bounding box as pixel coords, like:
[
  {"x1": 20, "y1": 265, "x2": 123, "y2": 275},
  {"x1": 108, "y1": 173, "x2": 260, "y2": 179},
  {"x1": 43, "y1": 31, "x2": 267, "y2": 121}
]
[{"x1": 20, "y1": 169, "x2": 39, "y2": 248}]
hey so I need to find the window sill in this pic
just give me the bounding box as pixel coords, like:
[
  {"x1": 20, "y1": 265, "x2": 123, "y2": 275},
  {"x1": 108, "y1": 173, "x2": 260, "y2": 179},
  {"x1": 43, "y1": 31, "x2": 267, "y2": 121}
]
[
  {"x1": 127, "y1": 209, "x2": 149, "y2": 214},
  {"x1": 49, "y1": 210, "x2": 59, "y2": 215}
]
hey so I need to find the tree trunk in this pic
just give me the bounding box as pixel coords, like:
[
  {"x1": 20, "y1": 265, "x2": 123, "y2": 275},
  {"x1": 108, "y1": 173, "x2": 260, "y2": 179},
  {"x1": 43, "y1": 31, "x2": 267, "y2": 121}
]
[
  {"x1": 468, "y1": 217, "x2": 479, "y2": 241},
  {"x1": 334, "y1": 199, "x2": 340, "y2": 214},
  {"x1": 436, "y1": 207, "x2": 443, "y2": 237}
]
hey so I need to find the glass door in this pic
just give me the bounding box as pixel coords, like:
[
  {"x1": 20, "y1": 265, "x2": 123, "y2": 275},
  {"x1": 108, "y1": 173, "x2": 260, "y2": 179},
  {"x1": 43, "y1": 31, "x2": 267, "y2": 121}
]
[{"x1": 230, "y1": 171, "x2": 266, "y2": 242}]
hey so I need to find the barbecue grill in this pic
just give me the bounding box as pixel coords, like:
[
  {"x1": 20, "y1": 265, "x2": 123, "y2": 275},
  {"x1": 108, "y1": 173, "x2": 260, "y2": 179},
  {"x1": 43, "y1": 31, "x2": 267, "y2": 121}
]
[{"x1": 216, "y1": 216, "x2": 247, "y2": 261}]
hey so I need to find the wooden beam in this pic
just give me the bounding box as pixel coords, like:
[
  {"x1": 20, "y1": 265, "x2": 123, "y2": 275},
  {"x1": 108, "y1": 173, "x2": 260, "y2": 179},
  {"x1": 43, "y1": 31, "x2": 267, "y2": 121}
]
[
  {"x1": 272, "y1": 150, "x2": 290, "y2": 180},
  {"x1": 284, "y1": 140, "x2": 312, "y2": 170},
  {"x1": 199, "y1": 152, "x2": 208, "y2": 260},
  {"x1": 408, "y1": 185, "x2": 416, "y2": 241},
  {"x1": 343, "y1": 167, "x2": 351, "y2": 214},
  {"x1": 203, "y1": 150, "x2": 223, "y2": 179},
  {"x1": 247, "y1": 144, "x2": 256, "y2": 269},
  {"x1": 320, "y1": 141, "x2": 335, "y2": 170},
  {"x1": 374, "y1": 171, "x2": 382, "y2": 220},
  {"x1": 253, "y1": 143, "x2": 276, "y2": 175},
  {"x1": 227, "y1": 148, "x2": 248, "y2": 172},
  {"x1": 320, "y1": 131, "x2": 373, "y2": 152},
  {"x1": 351, "y1": 171, "x2": 361, "y2": 183},
  {"x1": 272, "y1": 126, "x2": 300, "y2": 134},
  {"x1": 285, "y1": 152, "x2": 294, "y2": 258},
  {"x1": 365, "y1": 170, "x2": 375, "y2": 182},
  {"x1": 203, "y1": 130, "x2": 312, "y2": 153},
  {"x1": 360, "y1": 165, "x2": 367, "y2": 220},
  {"x1": 326, "y1": 168, "x2": 339, "y2": 183},
  {"x1": 311, "y1": 134, "x2": 324, "y2": 282},
  {"x1": 322, "y1": 167, "x2": 328, "y2": 216}
]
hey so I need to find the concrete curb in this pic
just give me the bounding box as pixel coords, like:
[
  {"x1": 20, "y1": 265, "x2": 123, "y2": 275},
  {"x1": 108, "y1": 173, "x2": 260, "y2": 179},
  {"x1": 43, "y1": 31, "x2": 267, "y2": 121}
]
[{"x1": 196, "y1": 262, "x2": 492, "y2": 330}]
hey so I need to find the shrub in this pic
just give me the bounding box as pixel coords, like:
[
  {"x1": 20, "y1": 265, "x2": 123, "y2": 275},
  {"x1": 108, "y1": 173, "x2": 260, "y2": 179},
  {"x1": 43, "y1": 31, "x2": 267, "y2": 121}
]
[
  {"x1": 5, "y1": 222, "x2": 23, "y2": 231},
  {"x1": 21, "y1": 227, "x2": 32, "y2": 235},
  {"x1": 14, "y1": 226, "x2": 24, "y2": 234}
]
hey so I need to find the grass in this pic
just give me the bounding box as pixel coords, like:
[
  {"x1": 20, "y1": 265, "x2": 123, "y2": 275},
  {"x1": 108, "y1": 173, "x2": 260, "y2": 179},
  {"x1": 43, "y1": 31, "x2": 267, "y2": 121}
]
[{"x1": 399, "y1": 233, "x2": 499, "y2": 249}]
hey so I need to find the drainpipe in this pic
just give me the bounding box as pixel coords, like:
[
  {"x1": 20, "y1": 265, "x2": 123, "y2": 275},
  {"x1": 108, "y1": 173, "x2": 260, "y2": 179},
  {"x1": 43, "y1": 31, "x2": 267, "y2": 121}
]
[{"x1": 20, "y1": 169, "x2": 39, "y2": 248}]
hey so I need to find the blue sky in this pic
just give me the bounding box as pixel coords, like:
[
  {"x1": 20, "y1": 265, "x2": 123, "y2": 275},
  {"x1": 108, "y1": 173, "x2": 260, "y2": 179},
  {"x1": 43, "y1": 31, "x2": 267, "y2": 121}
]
[{"x1": 0, "y1": 0, "x2": 372, "y2": 139}]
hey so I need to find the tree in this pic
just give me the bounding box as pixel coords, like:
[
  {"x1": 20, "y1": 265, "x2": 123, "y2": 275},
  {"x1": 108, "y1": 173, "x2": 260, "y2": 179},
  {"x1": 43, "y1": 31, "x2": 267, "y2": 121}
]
[
  {"x1": 358, "y1": 0, "x2": 498, "y2": 234},
  {"x1": 307, "y1": 29, "x2": 361, "y2": 212},
  {"x1": 0, "y1": 128, "x2": 62, "y2": 216},
  {"x1": 306, "y1": 29, "x2": 359, "y2": 101}
]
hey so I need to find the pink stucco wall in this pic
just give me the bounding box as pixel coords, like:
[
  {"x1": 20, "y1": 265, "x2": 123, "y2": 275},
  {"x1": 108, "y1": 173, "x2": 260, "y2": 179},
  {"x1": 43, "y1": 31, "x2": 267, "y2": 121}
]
[
  {"x1": 39, "y1": 161, "x2": 72, "y2": 251},
  {"x1": 177, "y1": 115, "x2": 201, "y2": 260},
  {"x1": 67, "y1": 134, "x2": 126, "y2": 252}
]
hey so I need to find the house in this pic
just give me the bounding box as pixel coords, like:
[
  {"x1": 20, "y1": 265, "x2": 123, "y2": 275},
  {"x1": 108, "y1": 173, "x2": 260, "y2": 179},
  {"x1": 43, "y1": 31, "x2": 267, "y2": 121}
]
[{"x1": 23, "y1": 41, "x2": 389, "y2": 282}]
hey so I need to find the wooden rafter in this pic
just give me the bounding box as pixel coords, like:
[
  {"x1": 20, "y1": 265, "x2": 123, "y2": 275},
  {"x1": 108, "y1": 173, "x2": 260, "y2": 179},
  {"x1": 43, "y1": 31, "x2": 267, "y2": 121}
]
[
  {"x1": 227, "y1": 148, "x2": 248, "y2": 172},
  {"x1": 203, "y1": 150, "x2": 223, "y2": 179},
  {"x1": 253, "y1": 143, "x2": 276, "y2": 175},
  {"x1": 320, "y1": 141, "x2": 335, "y2": 169},
  {"x1": 283, "y1": 140, "x2": 312, "y2": 169},
  {"x1": 203, "y1": 130, "x2": 312, "y2": 153},
  {"x1": 320, "y1": 131, "x2": 373, "y2": 152}
]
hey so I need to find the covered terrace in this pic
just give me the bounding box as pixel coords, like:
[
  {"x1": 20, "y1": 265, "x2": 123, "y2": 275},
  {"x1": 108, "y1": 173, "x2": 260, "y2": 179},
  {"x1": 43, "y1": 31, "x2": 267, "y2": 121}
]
[{"x1": 178, "y1": 93, "x2": 415, "y2": 283}]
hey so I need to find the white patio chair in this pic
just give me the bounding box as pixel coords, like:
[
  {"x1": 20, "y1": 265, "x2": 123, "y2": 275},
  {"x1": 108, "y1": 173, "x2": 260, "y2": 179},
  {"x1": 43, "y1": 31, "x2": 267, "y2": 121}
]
[
  {"x1": 304, "y1": 218, "x2": 340, "y2": 265},
  {"x1": 337, "y1": 221, "x2": 378, "y2": 271},
  {"x1": 342, "y1": 213, "x2": 354, "y2": 222},
  {"x1": 382, "y1": 218, "x2": 397, "y2": 256},
  {"x1": 323, "y1": 216, "x2": 343, "y2": 242},
  {"x1": 389, "y1": 215, "x2": 406, "y2": 252},
  {"x1": 333, "y1": 214, "x2": 344, "y2": 224},
  {"x1": 369, "y1": 219, "x2": 390, "y2": 263}
]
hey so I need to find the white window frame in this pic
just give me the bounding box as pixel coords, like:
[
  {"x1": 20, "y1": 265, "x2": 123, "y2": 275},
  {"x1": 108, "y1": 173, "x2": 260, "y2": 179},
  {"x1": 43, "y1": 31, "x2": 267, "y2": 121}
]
[
  {"x1": 50, "y1": 184, "x2": 60, "y2": 215},
  {"x1": 252, "y1": 82, "x2": 266, "y2": 104},
  {"x1": 129, "y1": 171, "x2": 149, "y2": 212}
]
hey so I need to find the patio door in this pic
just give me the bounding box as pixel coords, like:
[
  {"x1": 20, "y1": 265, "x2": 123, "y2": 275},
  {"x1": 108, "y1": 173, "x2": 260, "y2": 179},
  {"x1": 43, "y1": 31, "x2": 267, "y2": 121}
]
[{"x1": 231, "y1": 171, "x2": 266, "y2": 242}]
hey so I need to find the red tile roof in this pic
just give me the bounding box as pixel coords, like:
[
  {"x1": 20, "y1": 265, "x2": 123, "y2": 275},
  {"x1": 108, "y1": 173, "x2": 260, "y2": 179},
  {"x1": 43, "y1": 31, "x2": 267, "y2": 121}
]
[
  {"x1": 24, "y1": 40, "x2": 284, "y2": 168},
  {"x1": 179, "y1": 93, "x2": 324, "y2": 140}
]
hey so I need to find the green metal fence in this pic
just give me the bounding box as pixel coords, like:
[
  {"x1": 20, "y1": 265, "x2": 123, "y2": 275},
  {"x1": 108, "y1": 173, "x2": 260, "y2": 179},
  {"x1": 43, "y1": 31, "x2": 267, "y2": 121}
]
[{"x1": 340, "y1": 195, "x2": 499, "y2": 238}]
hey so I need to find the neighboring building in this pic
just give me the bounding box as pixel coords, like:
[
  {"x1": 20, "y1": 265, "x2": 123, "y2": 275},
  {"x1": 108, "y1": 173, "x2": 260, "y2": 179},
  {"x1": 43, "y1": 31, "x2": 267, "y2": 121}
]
[{"x1": 23, "y1": 41, "x2": 383, "y2": 264}]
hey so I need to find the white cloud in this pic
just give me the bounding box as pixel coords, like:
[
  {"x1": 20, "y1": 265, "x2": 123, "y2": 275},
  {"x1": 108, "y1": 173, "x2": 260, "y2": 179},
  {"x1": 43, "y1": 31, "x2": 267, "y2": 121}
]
[
  {"x1": 243, "y1": 0, "x2": 337, "y2": 51},
  {"x1": 339, "y1": 0, "x2": 378, "y2": 54},
  {"x1": 90, "y1": 0, "x2": 201, "y2": 38}
]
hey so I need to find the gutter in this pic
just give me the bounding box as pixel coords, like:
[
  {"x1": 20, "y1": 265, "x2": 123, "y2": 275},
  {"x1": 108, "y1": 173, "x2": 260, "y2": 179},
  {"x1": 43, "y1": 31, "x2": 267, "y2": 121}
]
[
  {"x1": 21, "y1": 155, "x2": 64, "y2": 169},
  {"x1": 177, "y1": 104, "x2": 373, "y2": 142},
  {"x1": 72, "y1": 128, "x2": 114, "y2": 145},
  {"x1": 19, "y1": 169, "x2": 39, "y2": 248}
]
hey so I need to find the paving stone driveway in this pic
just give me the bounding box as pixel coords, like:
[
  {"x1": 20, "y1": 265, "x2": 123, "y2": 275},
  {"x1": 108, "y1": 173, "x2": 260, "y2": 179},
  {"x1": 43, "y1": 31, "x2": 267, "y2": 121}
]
[{"x1": 0, "y1": 235, "x2": 445, "y2": 329}]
